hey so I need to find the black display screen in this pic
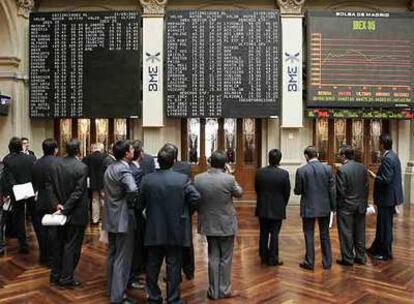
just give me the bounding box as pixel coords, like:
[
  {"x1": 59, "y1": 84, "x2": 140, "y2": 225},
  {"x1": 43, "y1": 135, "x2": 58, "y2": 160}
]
[
  {"x1": 166, "y1": 10, "x2": 281, "y2": 118},
  {"x1": 307, "y1": 11, "x2": 414, "y2": 108},
  {"x1": 29, "y1": 11, "x2": 141, "y2": 118}
]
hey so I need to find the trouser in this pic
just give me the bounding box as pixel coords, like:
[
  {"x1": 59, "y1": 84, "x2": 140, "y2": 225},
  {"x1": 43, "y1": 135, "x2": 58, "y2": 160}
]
[
  {"x1": 130, "y1": 213, "x2": 147, "y2": 282},
  {"x1": 35, "y1": 209, "x2": 53, "y2": 263},
  {"x1": 182, "y1": 217, "x2": 195, "y2": 277},
  {"x1": 369, "y1": 206, "x2": 394, "y2": 258},
  {"x1": 91, "y1": 190, "x2": 104, "y2": 224},
  {"x1": 11, "y1": 201, "x2": 28, "y2": 251},
  {"x1": 206, "y1": 235, "x2": 235, "y2": 300},
  {"x1": 259, "y1": 218, "x2": 282, "y2": 265},
  {"x1": 0, "y1": 208, "x2": 6, "y2": 251},
  {"x1": 107, "y1": 226, "x2": 135, "y2": 303},
  {"x1": 50, "y1": 225, "x2": 85, "y2": 284},
  {"x1": 302, "y1": 217, "x2": 332, "y2": 268},
  {"x1": 146, "y1": 246, "x2": 183, "y2": 304},
  {"x1": 337, "y1": 209, "x2": 366, "y2": 263}
]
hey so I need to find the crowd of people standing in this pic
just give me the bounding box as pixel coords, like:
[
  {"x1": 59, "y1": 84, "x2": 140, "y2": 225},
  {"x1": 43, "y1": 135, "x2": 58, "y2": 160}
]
[{"x1": 0, "y1": 133, "x2": 404, "y2": 304}]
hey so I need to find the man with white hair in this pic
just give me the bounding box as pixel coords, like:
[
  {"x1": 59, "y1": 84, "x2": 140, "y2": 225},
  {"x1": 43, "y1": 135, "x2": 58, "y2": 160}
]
[{"x1": 82, "y1": 142, "x2": 109, "y2": 224}]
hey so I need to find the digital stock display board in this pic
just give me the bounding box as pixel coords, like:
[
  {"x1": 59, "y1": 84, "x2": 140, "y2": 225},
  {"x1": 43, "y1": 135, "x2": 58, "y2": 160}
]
[
  {"x1": 30, "y1": 11, "x2": 141, "y2": 118},
  {"x1": 166, "y1": 10, "x2": 281, "y2": 118},
  {"x1": 307, "y1": 11, "x2": 414, "y2": 108}
]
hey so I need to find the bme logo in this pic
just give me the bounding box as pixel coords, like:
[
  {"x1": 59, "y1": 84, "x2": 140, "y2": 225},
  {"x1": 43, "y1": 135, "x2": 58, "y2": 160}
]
[
  {"x1": 285, "y1": 52, "x2": 300, "y2": 92},
  {"x1": 146, "y1": 52, "x2": 160, "y2": 92}
]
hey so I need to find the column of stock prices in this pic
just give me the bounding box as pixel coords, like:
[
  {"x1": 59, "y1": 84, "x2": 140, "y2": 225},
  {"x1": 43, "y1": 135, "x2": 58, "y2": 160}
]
[
  {"x1": 166, "y1": 10, "x2": 281, "y2": 118},
  {"x1": 307, "y1": 12, "x2": 414, "y2": 108},
  {"x1": 29, "y1": 11, "x2": 141, "y2": 118}
]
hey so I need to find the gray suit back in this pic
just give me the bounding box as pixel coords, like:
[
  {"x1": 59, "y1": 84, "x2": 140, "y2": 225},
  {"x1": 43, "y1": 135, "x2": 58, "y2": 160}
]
[
  {"x1": 294, "y1": 160, "x2": 336, "y2": 218},
  {"x1": 336, "y1": 160, "x2": 368, "y2": 213},
  {"x1": 194, "y1": 169, "x2": 243, "y2": 236},
  {"x1": 103, "y1": 161, "x2": 137, "y2": 233}
]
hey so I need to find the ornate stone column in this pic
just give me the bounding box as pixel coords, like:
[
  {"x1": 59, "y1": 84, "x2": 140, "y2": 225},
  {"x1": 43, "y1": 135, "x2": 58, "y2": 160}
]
[
  {"x1": 276, "y1": 0, "x2": 307, "y2": 205},
  {"x1": 16, "y1": 0, "x2": 35, "y2": 18},
  {"x1": 276, "y1": 0, "x2": 305, "y2": 15},
  {"x1": 139, "y1": 0, "x2": 169, "y2": 155}
]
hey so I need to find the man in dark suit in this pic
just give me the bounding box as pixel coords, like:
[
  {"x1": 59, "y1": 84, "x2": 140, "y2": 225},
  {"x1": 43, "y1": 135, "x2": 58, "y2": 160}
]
[
  {"x1": 103, "y1": 140, "x2": 138, "y2": 304},
  {"x1": 21, "y1": 137, "x2": 36, "y2": 158},
  {"x1": 47, "y1": 139, "x2": 88, "y2": 288},
  {"x1": 367, "y1": 134, "x2": 403, "y2": 261},
  {"x1": 140, "y1": 146, "x2": 200, "y2": 304},
  {"x1": 82, "y1": 142, "x2": 108, "y2": 224},
  {"x1": 32, "y1": 138, "x2": 59, "y2": 265},
  {"x1": 134, "y1": 140, "x2": 155, "y2": 175},
  {"x1": 2, "y1": 137, "x2": 36, "y2": 254},
  {"x1": 128, "y1": 140, "x2": 146, "y2": 290},
  {"x1": 255, "y1": 149, "x2": 290, "y2": 266},
  {"x1": 163, "y1": 143, "x2": 195, "y2": 280},
  {"x1": 336, "y1": 146, "x2": 369, "y2": 266},
  {"x1": 0, "y1": 161, "x2": 6, "y2": 255},
  {"x1": 294, "y1": 146, "x2": 336, "y2": 270}
]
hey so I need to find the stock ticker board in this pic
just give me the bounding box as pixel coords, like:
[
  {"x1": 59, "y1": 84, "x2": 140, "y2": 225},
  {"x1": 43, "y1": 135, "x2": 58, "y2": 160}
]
[
  {"x1": 166, "y1": 10, "x2": 281, "y2": 118},
  {"x1": 307, "y1": 11, "x2": 414, "y2": 109},
  {"x1": 29, "y1": 11, "x2": 141, "y2": 118}
]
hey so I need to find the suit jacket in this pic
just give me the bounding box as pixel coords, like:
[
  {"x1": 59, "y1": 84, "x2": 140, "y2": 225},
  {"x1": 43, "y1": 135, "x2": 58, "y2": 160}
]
[
  {"x1": 255, "y1": 165, "x2": 291, "y2": 220},
  {"x1": 47, "y1": 156, "x2": 89, "y2": 226},
  {"x1": 0, "y1": 161, "x2": 4, "y2": 198},
  {"x1": 141, "y1": 153, "x2": 155, "y2": 175},
  {"x1": 129, "y1": 161, "x2": 145, "y2": 190},
  {"x1": 32, "y1": 155, "x2": 60, "y2": 213},
  {"x1": 2, "y1": 152, "x2": 36, "y2": 199},
  {"x1": 374, "y1": 150, "x2": 404, "y2": 208},
  {"x1": 82, "y1": 151, "x2": 109, "y2": 190},
  {"x1": 139, "y1": 169, "x2": 200, "y2": 247},
  {"x1": 173, "y1": 161, "x2": 192, "y2": 178},
  {"x1": 194, "y1": 168, "x2": 243, "y2": 236},
  {"x1": 103, "y1": 161, "x2": 138, "y2": 233},
  {"x1": 336, "y1": 160, "x2": 368, "y2": 213},
  {"x1": 294, "y1": 160, "x2": 336, "y2": 218}
]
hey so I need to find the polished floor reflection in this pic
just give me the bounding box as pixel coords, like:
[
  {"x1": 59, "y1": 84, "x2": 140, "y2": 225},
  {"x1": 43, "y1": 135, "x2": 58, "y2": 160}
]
[{"x1": 0, "y1": 205, "x2": 413, "y2": 303}]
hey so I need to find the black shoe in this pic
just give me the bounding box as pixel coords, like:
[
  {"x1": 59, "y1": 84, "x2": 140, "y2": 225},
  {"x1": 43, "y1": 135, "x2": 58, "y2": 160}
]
[
  {"x1": 59, "y1": 279, "x2": 82, "y2": 288},
  {"x1": 50, "y1": 277, "x2": 60, "y2": 286},
  {"x1": 184, "y1": 273, "x2": 194, "y2": 280},
  {"x1": 268, "y1": 260, "x2": 284, "y2": 266},
  {"x1": 369, "y1": 254, "x2": 389, "y2": 261},
  {"x1": 354, "y1": 258, "x2": 366, "y2": 265},
  {"x1": 336, "y1": 259, "x2": 353, "y2": 266},
  {"x1": 0, "y1": 249, "x2": 5, "y2": 256},
  {"x1": 299, "y1": 262, "x2": 314, "y2": 271},
  {"x1": 323, "y1": 265, "x2": 332, "y2": 270}
]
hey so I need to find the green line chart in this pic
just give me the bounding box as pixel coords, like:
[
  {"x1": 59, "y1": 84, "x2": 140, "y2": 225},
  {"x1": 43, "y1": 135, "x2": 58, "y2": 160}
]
[{"x1": 310, "y1": 33, "x2": 412, "y2": 89}]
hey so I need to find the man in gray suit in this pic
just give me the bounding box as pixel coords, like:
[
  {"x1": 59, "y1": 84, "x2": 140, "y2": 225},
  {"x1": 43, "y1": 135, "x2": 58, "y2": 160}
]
[
  {"x1": 294, "y1": 146, "x2": 336, "y2": 271},
  {"x1": 103, "y1": 140, "x2": 138, "y2": 304},
  {"x1": 194, "y1": 151, "x2": 243, "y2": 300},
  {"x1": 336, "y1": 146, "x2": 369, "y2": 266}
]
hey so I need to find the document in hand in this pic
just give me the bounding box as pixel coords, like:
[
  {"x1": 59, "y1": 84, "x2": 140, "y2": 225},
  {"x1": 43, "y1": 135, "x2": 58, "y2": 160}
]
[
  {"x1": 329, "y1": 212, "x2": 335, "y2": 228},
  {"x1": 2, "y1": 196, "x2": 11, "y2": 211},
  {"x1": 41, "y1": 214, "x2": 67, "y2": 226},
  {"x1": 12, "y1": 182, "x2": 35, "y2": 201},
  {"x1": 366, "y1": 205, "x2": 376, "y2": 215}
]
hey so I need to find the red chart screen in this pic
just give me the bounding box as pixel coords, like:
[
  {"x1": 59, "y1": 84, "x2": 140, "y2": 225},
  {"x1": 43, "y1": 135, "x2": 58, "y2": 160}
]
[{"x1": 307, "y1": 11, "x2": 414, "y2": 108}]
